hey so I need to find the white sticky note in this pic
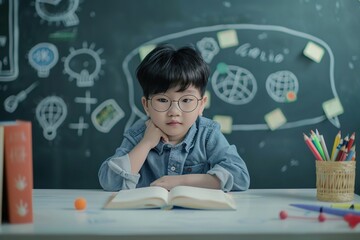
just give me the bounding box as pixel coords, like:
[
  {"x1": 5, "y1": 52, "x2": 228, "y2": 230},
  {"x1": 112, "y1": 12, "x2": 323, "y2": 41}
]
[
  {"x1": 213, "y1": 115, "x2": 233, "y2": 134},
  {"x1": 217, "y1": 30, "x2": 239, "y2": 49},
  {"x1": 264, "y1": 108, "x2": 287, "y2": 131},
  {"x1": 139, "y1": 44, "x2": 156, "y2": 61},
  {"x1": 303, "y1": 41, "x2": 324, "y2": 63},
  {"x1": 322, "y1": 97, "x2": 344, "y2": 119}
]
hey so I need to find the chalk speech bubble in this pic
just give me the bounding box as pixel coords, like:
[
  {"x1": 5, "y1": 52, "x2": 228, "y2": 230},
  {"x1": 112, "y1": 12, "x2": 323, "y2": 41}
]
[{"x1": 122, "y1": 24, "x2": 339, "y2": 131}]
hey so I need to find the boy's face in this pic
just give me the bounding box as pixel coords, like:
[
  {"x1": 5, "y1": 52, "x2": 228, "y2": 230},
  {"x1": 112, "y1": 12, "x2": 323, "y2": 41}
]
[{"x1": 142, "y1": 85, "x2": 207, "y2": 144}]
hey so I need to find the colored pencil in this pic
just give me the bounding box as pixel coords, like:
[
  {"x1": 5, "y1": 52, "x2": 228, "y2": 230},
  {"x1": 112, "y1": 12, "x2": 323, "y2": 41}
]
[
  {"x1": 331, "y1": 203, "x2": 360, "y2": 210},
  {"x1": 311, "y1": 131, "x2": 326, "y2": 160},
  {"x1": 332, "y1": 139, "x2": 343, "y2": 161},
  {"x1": 290, "y1": 204, "x2": 360, "y2": 217},
  {"x1": 342, "y1": 135, "x2": 349, "y2": 148},
  {"x1": 320, "y1": 135, "x2": 330, "y2": 161},
  {"x1": 336, "y1": 145, "x2": 347, "y2": 161},
  {"x1": 347, "y1": 132, "x2": 355, "y2": 152},
  {"x1": 339, "y1": 148, "x2": 348, "y2": 161},
  {"x1": 303, "y1": 133, "x2": 323, "y2": 161},
  {"x1": 331, "y1": 131, "x2": 341, "y2": 161},
  {"x1": 346, "y1": 145, "x2": 356, "y2": 161}
]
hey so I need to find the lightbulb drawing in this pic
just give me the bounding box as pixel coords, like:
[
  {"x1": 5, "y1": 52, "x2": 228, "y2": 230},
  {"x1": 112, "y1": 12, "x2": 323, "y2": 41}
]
[
  {"x1": 33, "y1": 0, "x2": 80, "y2": 27},
  {"x1": 196, "y1": 37, "x2": 220, "y2": 63},
  {"x1": 36, "y1": 96, "x2": 67, "y2": 141},
  {"x1": 15, "y1": 175, "x2": 27, "y2": 191},
  {"x1": 16, "y1": 199, "x2": 28, "y2": 217},
  {"x1": 63, "y1": 42, "x2": 105, "y2": 87},
  {"x1": 28, "y1": 42, "x2": 59, "y2": 78}
]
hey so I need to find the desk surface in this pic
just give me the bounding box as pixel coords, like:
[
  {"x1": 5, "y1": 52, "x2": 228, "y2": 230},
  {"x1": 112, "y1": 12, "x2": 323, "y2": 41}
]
[{"x1": 1, "y1": 189, "x2": 360, "y2": 240}]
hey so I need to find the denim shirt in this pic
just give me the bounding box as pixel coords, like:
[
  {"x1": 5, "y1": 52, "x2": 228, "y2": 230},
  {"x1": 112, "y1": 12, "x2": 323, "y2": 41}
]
[{"x1": 98, "y1": 116, "x2": 250, "y2": 192}]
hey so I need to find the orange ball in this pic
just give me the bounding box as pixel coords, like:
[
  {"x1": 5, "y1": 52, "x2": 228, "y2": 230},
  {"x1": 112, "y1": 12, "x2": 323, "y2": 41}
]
[{"x1": 74, "y1": 197, "x2": 87, "y2": 210}]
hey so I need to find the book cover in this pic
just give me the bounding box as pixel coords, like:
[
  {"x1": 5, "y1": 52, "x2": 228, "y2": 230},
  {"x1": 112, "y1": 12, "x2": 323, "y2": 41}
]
[
  {"x1": 0, "y1": 126, "x2": 4, "y2": 224},
  {"x1": 2, "y1": 120, "x2": 33, "y2": 224},
  {"x1": 104, "y1": 186, "x2": 236, "y2": 210}
]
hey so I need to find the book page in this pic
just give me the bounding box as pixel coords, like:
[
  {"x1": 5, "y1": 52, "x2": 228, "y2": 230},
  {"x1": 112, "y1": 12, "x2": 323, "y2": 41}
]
[
  {"x1": 168, "y1": 186, "x2": 236, "y2": 210},
  {"x1": 105, "y1": 186, "x2": 169, "y2": 209}
]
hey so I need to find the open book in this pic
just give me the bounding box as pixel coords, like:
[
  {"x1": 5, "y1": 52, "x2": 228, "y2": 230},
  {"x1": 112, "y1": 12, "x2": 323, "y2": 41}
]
[{"x1": 104, "y1": 186, "x2": 236, "y2": 210}]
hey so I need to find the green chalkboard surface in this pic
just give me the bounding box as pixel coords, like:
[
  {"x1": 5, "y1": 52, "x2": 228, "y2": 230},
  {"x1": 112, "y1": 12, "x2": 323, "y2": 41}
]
[{"x1": 1, "y1": 0, "x2": 359, "y2": 192}]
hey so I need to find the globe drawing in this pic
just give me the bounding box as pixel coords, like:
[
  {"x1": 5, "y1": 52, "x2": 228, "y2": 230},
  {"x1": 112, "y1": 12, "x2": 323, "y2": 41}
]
[
  {"x1": 211, "y1": 64, "x2": 257, "y2": 105},
  {"x1": 266, "y1": 70, "x2": 299, "y2": 103}
]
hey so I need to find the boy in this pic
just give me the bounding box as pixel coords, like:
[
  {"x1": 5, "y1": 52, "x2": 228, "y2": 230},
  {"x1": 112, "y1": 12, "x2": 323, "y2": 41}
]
[{"x1": 98, "y1": 45, "x2": 250, "y2": 192}]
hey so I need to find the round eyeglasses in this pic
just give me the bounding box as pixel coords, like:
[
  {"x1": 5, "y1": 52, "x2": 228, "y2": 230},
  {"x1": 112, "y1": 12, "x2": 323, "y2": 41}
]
[{"x1": 148, "y1": 94, "x2": 202, "y2": 113}]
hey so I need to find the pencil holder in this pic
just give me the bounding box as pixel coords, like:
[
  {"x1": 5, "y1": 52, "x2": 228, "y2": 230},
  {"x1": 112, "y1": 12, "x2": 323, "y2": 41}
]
[{"x1": 316, "y1": 161, "x2": 356, "y2": 202}]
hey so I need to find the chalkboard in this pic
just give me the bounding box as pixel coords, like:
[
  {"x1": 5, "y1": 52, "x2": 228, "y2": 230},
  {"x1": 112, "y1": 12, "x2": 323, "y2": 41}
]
[{"x1": 1, "y1": 0, "x2": 360, "y2": 192}]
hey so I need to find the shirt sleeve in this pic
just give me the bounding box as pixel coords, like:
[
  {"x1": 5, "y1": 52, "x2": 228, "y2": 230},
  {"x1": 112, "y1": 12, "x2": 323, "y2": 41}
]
[
  {"x1": 98, "y1": 125, "x2": 144, "y2": 191},
  {"x1": 98, "y1": 154, "x2": 140, "y2": 191},
  {"x1": 205, "y1": 124, "x2": 250, "y2": 192}
]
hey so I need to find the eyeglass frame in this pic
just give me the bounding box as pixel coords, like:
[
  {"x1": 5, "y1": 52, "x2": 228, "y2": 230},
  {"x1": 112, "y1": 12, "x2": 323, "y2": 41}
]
[{"x1": 147, "y1": 94, "x2": 203, "y2": 113}]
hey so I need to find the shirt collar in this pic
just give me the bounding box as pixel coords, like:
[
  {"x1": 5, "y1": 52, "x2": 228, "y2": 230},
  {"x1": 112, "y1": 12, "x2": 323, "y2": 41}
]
[{"x1": 154, "y1": 119, "x2": 198, "y2": 154}]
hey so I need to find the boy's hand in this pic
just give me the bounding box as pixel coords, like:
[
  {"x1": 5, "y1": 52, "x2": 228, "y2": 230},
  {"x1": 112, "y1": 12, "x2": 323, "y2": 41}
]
[
  {"x1": 141, "y1": 120, "x2": 169, "y2": 149},
  {"x1": 150, "y1": 175, "x2": 184, "y2": 190},
  {"x1": 150, "y1": 174, "x2": 221, "y2": 191}
]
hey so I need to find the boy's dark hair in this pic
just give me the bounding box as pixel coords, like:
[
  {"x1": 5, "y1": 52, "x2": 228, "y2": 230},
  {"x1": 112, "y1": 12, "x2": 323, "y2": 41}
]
[{"x1": 136, "y1": 45, "x2": 210, "y2": 98}]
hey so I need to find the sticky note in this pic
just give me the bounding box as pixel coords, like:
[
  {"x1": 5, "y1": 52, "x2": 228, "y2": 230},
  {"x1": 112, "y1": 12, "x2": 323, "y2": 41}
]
[
  {"x1": 264, "y1": 108, "x2": 287, "y2": 130},
  {"x1": 217, "y1": 30, "x2": 239, "y2": 49},
  {"x1": 139, "y1": 44, "x2": 156, "y2": 61},
  {"x1": 322, "y1": 97, "x2": 344, "y2": 119},
  {"x1": 213, "y1": 115, "x2": 233, "y2": 134},
  {"x1": 303, "y1": 41, "x2": 324, "y2": 63},
  {"x1": 204, "y1": 90, "x2": 211, "y2": 109}
]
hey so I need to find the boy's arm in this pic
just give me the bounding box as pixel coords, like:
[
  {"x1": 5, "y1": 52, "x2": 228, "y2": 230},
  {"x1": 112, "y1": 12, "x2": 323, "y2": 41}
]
[
  {"x1": 150, "y1": 174, "x2": 220, "y2": 190},
  {"x1": 129, "y1": 119, "x2": 169, "y2": 173},
  {"x1": 205, "y1": 122, "x2": 250, "y2": 192},
  {"x1": 128, "y1": 140, "x2": 152, "y2": 173}
]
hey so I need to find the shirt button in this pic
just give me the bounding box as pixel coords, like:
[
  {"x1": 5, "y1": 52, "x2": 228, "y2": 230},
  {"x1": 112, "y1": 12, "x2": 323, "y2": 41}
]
[
  {"x1": 170, "y1": 166, "x2": 176, "y2": 171},
  {"x1": 186, "y1": 168, "x2": 192, "y2": 173}
]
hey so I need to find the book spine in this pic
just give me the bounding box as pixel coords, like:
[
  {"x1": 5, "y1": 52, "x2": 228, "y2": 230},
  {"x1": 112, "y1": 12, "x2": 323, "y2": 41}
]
[
  {"x1": 0, "y1": 126, "x2": 4, "y2": 224},
  {"x1": 4, "y1": 121, "x2": 33, "y2": 224}
]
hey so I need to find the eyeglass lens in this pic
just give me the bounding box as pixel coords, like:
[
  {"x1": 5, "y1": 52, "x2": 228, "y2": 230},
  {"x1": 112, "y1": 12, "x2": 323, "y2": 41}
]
[{"x1": 150, "y1": 95, "x2": 200, "y2": 112}]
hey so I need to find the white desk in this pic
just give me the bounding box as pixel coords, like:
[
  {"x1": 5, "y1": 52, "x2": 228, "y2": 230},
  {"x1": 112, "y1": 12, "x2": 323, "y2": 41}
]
[{"x1": 1, "y1": 189, "x2": 360, "y2": 240}]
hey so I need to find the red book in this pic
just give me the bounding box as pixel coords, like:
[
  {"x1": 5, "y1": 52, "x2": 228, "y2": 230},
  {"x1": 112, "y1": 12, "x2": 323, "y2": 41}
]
[{"x1": 1, "y1": 120, "x2": 33, "y2": 224}]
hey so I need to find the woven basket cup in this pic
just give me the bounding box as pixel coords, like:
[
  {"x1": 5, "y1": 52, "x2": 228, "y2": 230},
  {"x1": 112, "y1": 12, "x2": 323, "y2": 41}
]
[{"x1": 316, "y1": 161, "x2": 356, "y2": 202}]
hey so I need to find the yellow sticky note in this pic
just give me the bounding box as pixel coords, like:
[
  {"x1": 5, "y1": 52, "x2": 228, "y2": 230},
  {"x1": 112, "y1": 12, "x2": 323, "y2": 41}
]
[
  {"x1": 264, "y1": 108, "x2": 287, "y2": 131},
  {"x1": 322, "y1": 97, "x2": 344, "y2": 119},
  {"x1": 213, "y1": 115, "x2": 233, "y2": 134},
  {"x1": 303, "y1": 41, "x2": 324, "y2": 63},
  {"x1": 139, "y1": 44, "x2": 156, "y2": 61},
  {"x1": 204, "y1": 90, "x2": 211, "y2": 109},
  {"x1": 217, "y1": 30, "x2": 239, "y2": 49}
]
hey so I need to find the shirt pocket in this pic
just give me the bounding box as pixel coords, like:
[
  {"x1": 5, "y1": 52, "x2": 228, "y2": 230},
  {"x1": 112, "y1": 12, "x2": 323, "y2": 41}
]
[{"x1": 183, "y1": 162, "x2": 206, "y2": 174}]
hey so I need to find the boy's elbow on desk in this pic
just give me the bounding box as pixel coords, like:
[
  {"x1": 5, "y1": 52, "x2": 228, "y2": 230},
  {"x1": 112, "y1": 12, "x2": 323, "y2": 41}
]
[{"x1": 233, "y1": 169, "x2": 251, "y2": 191}]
